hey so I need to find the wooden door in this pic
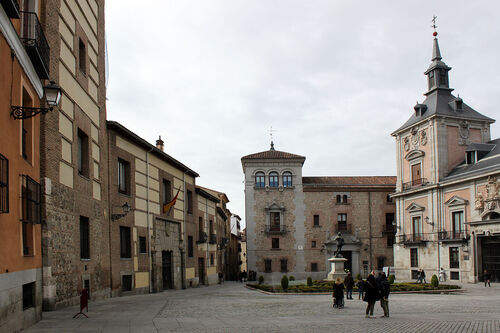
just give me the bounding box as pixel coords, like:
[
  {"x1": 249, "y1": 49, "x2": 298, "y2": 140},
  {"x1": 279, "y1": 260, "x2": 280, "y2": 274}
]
[{"x1": 412, "y1": 164, "x2": 421, "y2": 186}]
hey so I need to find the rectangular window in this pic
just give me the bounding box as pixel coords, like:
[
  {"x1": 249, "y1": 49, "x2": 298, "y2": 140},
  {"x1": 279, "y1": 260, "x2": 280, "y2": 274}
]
[
  {"x1": 387, "y1": 235, "x2": 395, "y2": 247},
  {"x1": 117, "y1": 159, "x2": 130, "y2": 194},
  {"x1": 272, "y1": 238, "x2": 279, "y2": 249},
  {"x1": 313, "y1": 214, "x2": 319, "y2": 226},
  {"x1": 77, "y1": 129, "x2": 89, "y2": 177},
  {"x1": 84, "y1": 279, "x2": 90, "y2": 298},
  {"x1": 450, "y1": 271, "x2": 459, "y2": 280},
  {"x1": 337, "y1": 213, "x2": 347, "y2": 224},
  {"x1": 452, "y1": 211, "x2": 464, "y2": 238},
  {"x1": 139, "y1": 236, "x2": 147, "y2": 254},
  {"x1": 270, "y1": 212, "x2": 280, "y2": 231},
  {"x1": 449, "y1": 247, "x2": 459, "y2": 269},
  {"x1": 162, "y1": 179, "x2": 171, "y2": 206},
  {"x1": 386, "y1": 213, "x2": 395, "y2": 226},
  {"x1": 22, "y1": 282, "x2": 35, "y2": 310},
  {"x1": 188, "y1": 236, "x2": 194, "y2": 257},
  {"x1": 22, "y1": 222, "x2": 33, "y2": 256},
  {"x1": 80, "y1": 216, "x2": 90, "y2": 259},
  {"x1": 122, "y1": 275, "x2": 132, "y2": 291},
  {"x1": 120, "y1": 226, "x2": 131, "y2": 258},
  {"x1": 21, "y1": 175, "x2": 41, "y2": 224},
  {"x1": 0, "y1": 153, "x2": 8, "y2": 213},
  {"x1": 79, "y1": 38, "x2": 86, "y2": 74},
  {"x1": 412, "y1": 216, "x2": 422, "y2": 238},
  {"x1": 280, "y1": 259, "x2": 288, "y2": 272},
  {"x1": 264, "y1": 259, "x2": 272, "y2": 273},
  {"x1": 21, "y1": 89, "x2": 32, "y2": 162},
  {"x1": 311, "y1": 263, "x2": 318, "y2": 272},
  {"x1": 210, "y1": 254, "x2": 214, "y2": 266},
  {"x1": 410, "y1": 248, "x2": 418, "y2": 268},
  {"x1": 311, "y1": 240, "x2": 316, "y2": 248},
  {"x1": 187, "y1": 190, "x2": 193, "y2": 214}
]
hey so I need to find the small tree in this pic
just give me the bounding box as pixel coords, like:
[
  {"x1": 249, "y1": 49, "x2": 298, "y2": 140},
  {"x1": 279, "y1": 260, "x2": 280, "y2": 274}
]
[
  {"x1": 258, "y1": 275, "x2": 264, "y2": 285},
  {"x1": 289, "y1": 276, "x2": 295, "y2": 281},
  {"x1": 307, "y1": 277, "x2": 313, "y2": 286},
  {"x1": 431, "y1": 274, "x2": 439, "y2": 288},
  {"x1": 388, "y1": 274, "x2": 395, "y2": 284},
  {"x1": 281, "y1": 275, "x2": 289, "y2": 290}
]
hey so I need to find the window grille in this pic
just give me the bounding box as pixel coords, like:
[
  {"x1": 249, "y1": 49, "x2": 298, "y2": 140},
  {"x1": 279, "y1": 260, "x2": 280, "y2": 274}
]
[
  {"x1": 0, "y1": 154, "x2": 8, "y2": 213},
  {"x1": 21, "y1": 175, "x2": 41, "y2": 224}
]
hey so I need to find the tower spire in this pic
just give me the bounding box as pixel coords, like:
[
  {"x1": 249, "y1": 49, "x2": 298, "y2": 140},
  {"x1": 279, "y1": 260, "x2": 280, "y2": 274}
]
[{"x1": 424, "y1": 16, "x2": 452, "y2": 95}]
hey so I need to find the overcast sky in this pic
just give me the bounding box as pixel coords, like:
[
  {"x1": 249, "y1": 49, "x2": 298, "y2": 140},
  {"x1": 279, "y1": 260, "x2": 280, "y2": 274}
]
[{"x1": 105, "y1": 1, "x2": 500, "y2": 226}]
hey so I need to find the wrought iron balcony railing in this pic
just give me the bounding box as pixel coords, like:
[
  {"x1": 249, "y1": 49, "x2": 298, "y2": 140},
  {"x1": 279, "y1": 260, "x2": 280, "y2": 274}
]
[
  {"x1": 209, "y1": 234, "x2": 217, "y2": 244},
  {"x1": 1, "y1": 0, "x2": 20, "y2": 18},
  {"x1": 197, "y1": 231, "x2": 207, "y2": 244},
  {"x1": 402, "y1": 178, "x2": 429, "y2": 191},
  {"x1": 398, "y1": 233, "x2": 430, "y2": 245},
  {"x1": 20, "y1": 11, "x2": 50, "y2": 79},
  {"x1": 335, "y1": 223, "x2": 352, "y2": 234},
  {"x1": 264, "y1": 225, "x2": 287, "y2": 235},
  {"x1": 438, "y1": 230, "x2": 469, "y2": 241}
]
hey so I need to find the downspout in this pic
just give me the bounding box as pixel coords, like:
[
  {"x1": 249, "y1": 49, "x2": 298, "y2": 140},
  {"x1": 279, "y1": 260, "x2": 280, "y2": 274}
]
[
  {"x1": 107, "y1": 131, "x2": 113, "y2": 297},
  {"x1": 181, "y1": 172, "x2": 187, "y2": 289},
  {"x1": 146, "y1": 147, "x2": 154, "y2": 293},
  {"x1": 368, "y1": 192, "x2": 373, "y2": 271}
]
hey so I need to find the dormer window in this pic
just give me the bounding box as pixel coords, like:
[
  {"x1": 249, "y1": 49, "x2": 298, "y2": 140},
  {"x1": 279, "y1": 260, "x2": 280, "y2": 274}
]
[{"x1": 466, "y1": 151, "x2": 476, "y2": 164}]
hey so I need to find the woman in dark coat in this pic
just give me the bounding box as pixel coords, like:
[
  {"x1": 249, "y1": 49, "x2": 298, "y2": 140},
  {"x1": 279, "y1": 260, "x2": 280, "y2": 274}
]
[
  {"x1": 333, "y1": 277, "x2": 345, "y2": 308},
  {"x1": 363, "y1": 273, "x2": 379, "y2": 318}
]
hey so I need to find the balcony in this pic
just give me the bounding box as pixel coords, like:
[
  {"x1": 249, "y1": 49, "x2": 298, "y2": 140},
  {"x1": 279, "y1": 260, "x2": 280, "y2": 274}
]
[
  {"x1": 197, "y1": 232, "x2": 207, "y2": 244},
  {"x1": 264, "y1": 225, "x2": 287, "y2": 235},
  {"x1": 402, "y1": 178, "x2": 430, "y2": 191},
  {"x1": 19, "y1": 11, "x2": 50, "y2": 79},
  {"x1": 1, "y1": 0, "x2": 20, "y2": 18},
  {"x1": 398, "y1": 233, "x2": 430, "y2": 246},
  {"x1": 335, "y1": 223, "x2": 352, "y2": 234},
  {"x1": 438, "y1": 230, "x2": 469, "y2": 242},
  {"x1": 382, "y1": 224, "x2": 396, "y2": 233},
  {"x1": 209, "y1": 233, "x2": 217, "y2": 244}
]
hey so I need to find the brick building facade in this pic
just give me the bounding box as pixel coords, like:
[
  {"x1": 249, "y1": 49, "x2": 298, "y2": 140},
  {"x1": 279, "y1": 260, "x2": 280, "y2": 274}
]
[{"x1": 241, "y1": 145, "x2": 395, "y2": 282}]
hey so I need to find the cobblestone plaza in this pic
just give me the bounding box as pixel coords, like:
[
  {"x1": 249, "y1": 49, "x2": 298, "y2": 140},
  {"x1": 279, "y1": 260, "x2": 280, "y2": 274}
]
[{"x1": 24, "y1": 282, "x2": 500, "y2": 333}]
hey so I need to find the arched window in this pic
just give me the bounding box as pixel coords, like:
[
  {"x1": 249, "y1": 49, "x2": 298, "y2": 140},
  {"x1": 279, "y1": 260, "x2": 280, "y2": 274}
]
[
  {"x1": 282, "y1": 172, "x2": 292, "y2": 187},
  {"x1": 269, "y1": 172, "x2": 279, "y2": 188},
  {"x1": 343, "y1": 195, "x2": 348, "y2": 203},
  {"x1": 336, "y1": 195, "x2": 341, "y2": 203},
  {"x1": 255, "y1": 172, "x2": 265, "y2": 188}
]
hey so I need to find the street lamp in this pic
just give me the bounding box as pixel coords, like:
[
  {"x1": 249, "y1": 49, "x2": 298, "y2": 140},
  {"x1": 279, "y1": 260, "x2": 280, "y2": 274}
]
[
  {"x1": 111, "y1": 202, "x2": 132, "y2": 221},
  {"x1": 11, "y1": 81, "x2": 62, "y2": 119}
]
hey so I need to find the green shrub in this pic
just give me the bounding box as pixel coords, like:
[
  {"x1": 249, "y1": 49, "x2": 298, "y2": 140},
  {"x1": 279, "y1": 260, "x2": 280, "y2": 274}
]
[
  {"x1": 307, "y1": 277, "x2": 313, "y2": 286},
  {"x1": 258, "y1": 275, "x2": 264, "y2": 285},
  {"x1": 289, "y1": 276, "x2": 295, "y2": 281},
  {"x1": 388, "y1": 274, "x2": 395, "y2": 284},
  {"x1": 281, "y1": 275, "x2": 289, "y2": 290},
  {"x1": 431, "y1": 274, "x2": 439, "y2": 288},
  {"x1": 355, "y1": 273, "x2": 362, "y2": 281}
]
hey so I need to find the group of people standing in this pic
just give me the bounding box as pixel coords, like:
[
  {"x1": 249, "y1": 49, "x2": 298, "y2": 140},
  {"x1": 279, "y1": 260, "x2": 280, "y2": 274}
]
[{"x1": 332, "y1": 271, "x2": 390, "y2": 318}]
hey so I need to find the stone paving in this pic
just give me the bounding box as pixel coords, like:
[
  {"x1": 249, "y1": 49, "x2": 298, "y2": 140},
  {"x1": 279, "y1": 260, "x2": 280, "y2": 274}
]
[{"x1": 22, "y1": 281, "x2": 500, "y2": 333}]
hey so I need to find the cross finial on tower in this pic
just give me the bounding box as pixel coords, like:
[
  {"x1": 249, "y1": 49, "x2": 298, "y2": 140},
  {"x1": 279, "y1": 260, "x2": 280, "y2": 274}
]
[
  {"x1": 431, "y1": 15, "x2": 438, "y2": 36},
  {"x1": 269, "y1": 126, "x2": 277, "y2": 150}
]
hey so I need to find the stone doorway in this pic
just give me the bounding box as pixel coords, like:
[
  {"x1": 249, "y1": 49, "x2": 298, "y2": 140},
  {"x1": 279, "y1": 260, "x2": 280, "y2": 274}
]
[
  {"x1": 162, "y1": 251, "x2": 173, "y2": 289},
  {"x1": 481, "y1": 236, "x2": 500, "y2": 282}
]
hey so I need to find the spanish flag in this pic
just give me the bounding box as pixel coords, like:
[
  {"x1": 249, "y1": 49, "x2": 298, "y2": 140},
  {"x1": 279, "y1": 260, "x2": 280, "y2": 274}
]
[{"x1": 163, "y1": 187, "x2": 180, "y2": 214}]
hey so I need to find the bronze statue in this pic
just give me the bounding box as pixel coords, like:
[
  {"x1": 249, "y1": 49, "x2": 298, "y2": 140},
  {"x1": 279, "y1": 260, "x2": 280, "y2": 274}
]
[{"x1": 333, "y1": 232, "x2": 344, "y2": 258}]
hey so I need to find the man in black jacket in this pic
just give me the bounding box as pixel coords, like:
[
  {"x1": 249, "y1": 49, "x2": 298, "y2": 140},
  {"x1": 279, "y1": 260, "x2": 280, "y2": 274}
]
[{"x1": 378, "y1": 272, "x2": 390, "y2": 317}]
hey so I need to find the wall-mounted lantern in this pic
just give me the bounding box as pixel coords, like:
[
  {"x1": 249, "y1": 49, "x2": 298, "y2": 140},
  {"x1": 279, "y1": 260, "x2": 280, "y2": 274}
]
[
  {"x1": 11, "y1": 81, "x2": 62, "y2": 119},
  {"x1": 111, "y1": 202, "x2": 132, "y2": 221}
]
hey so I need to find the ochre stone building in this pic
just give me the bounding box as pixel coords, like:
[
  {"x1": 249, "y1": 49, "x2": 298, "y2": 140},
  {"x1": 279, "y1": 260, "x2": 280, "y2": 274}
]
[
  {"x1": 241, "y1": 145, "x2": 395, "y2": 282},
  {"x1": 392, "y1": 33, "x2": 500, "y2": 283}
]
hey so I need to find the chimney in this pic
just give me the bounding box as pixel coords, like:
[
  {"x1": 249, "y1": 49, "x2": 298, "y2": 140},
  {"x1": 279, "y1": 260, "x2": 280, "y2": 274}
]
[{"x1": 156, "y1": 136, "x2": 164, "y2": 151}]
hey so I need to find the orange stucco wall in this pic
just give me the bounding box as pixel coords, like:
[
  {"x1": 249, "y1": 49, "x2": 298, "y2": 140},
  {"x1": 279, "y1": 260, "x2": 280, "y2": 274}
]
[
  {"x1": 0, "y1": 31, "x2": 42, "y2": 274},
  {"x1": 403, "y1": 197, "x2": 429, "y2": 234},
  {"x1": 443, "y1": 188, "x2": 471, "y2": 230}
]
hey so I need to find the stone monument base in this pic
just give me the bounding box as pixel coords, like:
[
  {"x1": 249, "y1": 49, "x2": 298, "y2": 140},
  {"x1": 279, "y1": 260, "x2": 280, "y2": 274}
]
[{"x1": 327, "y1": 257, "x2": 348, "y2": 281}]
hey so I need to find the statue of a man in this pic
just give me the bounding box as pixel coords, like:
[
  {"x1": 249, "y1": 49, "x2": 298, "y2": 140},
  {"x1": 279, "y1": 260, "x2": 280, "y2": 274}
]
[{"x1": 333, "y1": 232, "x2": 344, "y2": 258}]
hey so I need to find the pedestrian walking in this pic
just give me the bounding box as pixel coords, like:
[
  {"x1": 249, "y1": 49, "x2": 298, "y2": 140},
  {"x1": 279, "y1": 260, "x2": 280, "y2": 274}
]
[
  {"x1": 484, "y1": 269, "x2": 491, "y2": 287},
  {"x1": 416, "y1": 269, "x2": 422, "y2": 283},
  {"x1": 356, "y1": 279, "x2": 364, "y2": 300},
  {"x1": 363, "y1": 273, "x2": 379, "y2": 318},
  {"x1": 344, "y1": 272, "x2": 354, "y2": 300},
  {"x1": 378, "y1": 272, "x2": 390, "y2": 317},
  {"x1": 333, "y1": 277, "x2": 345, "y2": 308},
  {"x1": 439, "y1": 267, "x2": 445, "y2": 282},
  {"x1": 421, "y1": 269, "x2": 427, "y2": 283}
]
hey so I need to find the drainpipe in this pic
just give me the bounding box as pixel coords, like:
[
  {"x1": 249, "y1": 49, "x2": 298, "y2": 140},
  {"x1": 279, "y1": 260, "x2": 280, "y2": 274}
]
[
  {"x1": 368, "y1": 192, "x2": 373, "y2": 271},
  {"x1": 146, "y1": 147, "x2": 154, "y2": 293},
  {"x1": 181, "y1": 172, "x2": 187, "y2": 289},
  {"x1": 107, "y1": 131, "x2": 113, "y2": 297}
]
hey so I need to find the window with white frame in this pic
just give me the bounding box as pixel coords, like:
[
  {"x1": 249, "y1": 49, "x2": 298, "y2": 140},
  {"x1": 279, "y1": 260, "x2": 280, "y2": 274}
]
[
  {"x1": 282, "y1": 172, "x2": 292, "y2": 187},
  {"x1": 269, "y1": 172, "x2": 279, "y2": 188},
  {"x1": 255, "y1": 172, "x2": 265, "y2": 188}
]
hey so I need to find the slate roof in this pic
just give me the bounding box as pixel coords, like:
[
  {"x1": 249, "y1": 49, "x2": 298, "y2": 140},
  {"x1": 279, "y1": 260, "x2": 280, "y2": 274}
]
[
  {"x1": 445, "y1": 138, "x2": 500, "y2": 181},
  {"x1": 393, "y1": 91, "x2": 494, "y2": 134},
  {"x1": 241, "y1": 149, "x2": 305, "y2": 161},
  {"x1": 302, "y1": 176, "x2": 396, "y2": 186}
]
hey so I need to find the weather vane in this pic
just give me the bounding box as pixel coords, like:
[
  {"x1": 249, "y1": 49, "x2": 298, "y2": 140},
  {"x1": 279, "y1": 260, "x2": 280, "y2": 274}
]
[
  {"x1": 431, "y1": 16, "x2": 438, "y2": 36},
  {"x1": 269, "y1": 126, "x2": 277, "y2": 150}
]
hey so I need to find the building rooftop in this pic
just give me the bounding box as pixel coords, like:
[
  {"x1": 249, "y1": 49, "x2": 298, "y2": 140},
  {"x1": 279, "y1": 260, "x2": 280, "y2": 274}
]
[{"x1": 303, "y1": 176, "x2": 396, "y2": 186}]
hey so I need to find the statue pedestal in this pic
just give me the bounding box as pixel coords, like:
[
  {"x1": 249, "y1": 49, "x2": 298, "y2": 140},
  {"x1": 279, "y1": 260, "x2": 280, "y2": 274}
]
[{"x1": 327, "y1": 257, "x2": 348, "y2": 281}]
